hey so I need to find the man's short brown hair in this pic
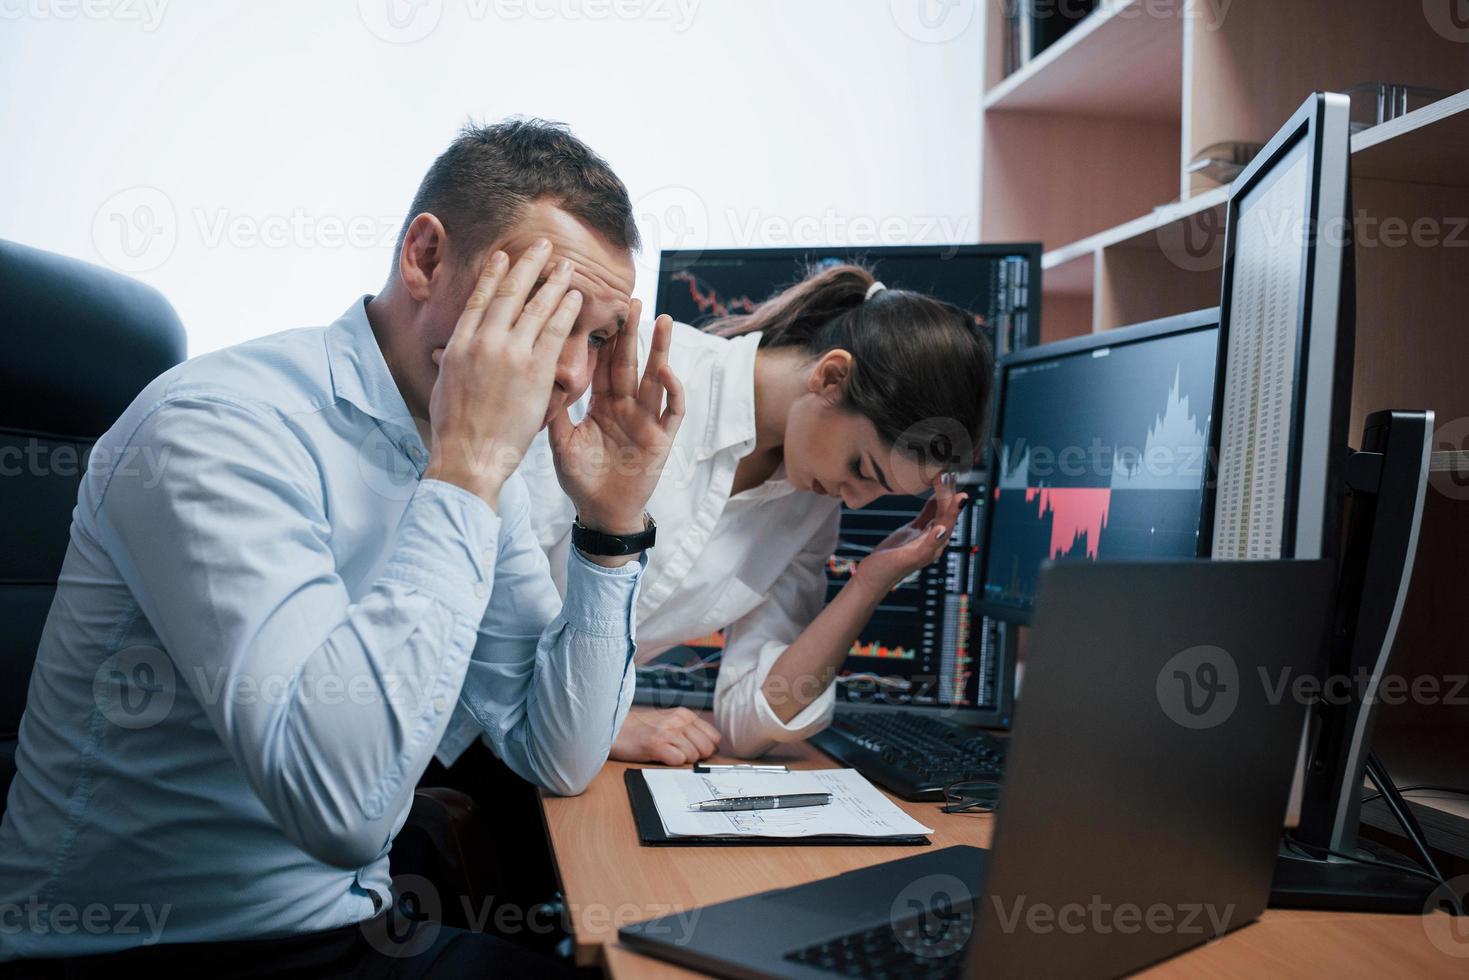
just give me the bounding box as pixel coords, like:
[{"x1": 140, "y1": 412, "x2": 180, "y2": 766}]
[{"x1": 395, "y1": 117, "x2": 640, "y2": 264}]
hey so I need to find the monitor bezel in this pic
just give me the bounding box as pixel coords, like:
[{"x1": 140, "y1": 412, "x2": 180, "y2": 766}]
[
  {"x1": 1199, "y1": 92, "x2": 1355, "y2": 562},
  {"x1": 976, "y1": 307, "x2": 1223, "y2": 626},
  {"x1": 654, "y1": 243, "x2": 1043, "y2": 352}
]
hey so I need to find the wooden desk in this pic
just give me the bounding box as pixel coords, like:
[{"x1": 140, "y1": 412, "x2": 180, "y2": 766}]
[{"x1": 539, "y1": 739, "x2": 1464, "y2": 977}]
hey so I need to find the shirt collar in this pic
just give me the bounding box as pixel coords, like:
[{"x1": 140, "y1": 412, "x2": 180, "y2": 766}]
[
  {"x1": 325, "y1": 295, "x2": 417, "y2": 428},
  {"x1": 699, "y1": 330, "x2": 761, "y2": 461}
]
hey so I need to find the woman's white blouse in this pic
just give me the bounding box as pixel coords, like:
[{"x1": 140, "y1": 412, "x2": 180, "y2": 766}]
[{"x1": 523, "y1": 322, "x2": 842, "y2": 757}]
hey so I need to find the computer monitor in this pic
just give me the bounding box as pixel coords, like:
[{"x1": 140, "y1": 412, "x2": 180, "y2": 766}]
[
  {"x1": 1198, "y1": 94, "x2": 1438, "y2": 912},
  {"x1": 655, "y1": 244, "x2": 1041, "y2": 359},
  {"x1": 1204, "y1": 93, "x2": 1355, "y2": 563},
  {"x1": 977, "y1": 310, "x2": 1221, "y2": 625},
  {"x1": 825, "y1": 477, "x2": 1002, "y2": 721},
  {"x1": 649, "y1": 244, "x2": 1042, "y2": 726}
]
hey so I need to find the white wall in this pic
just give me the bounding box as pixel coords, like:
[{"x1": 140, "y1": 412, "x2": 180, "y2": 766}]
[{"x1": 0, "y1": 0, "x2": 982, "y2": 354}]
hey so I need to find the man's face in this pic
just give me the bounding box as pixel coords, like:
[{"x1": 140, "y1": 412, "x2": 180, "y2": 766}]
[
  {"x1": 424, "y1": 201, "x2": 635, "y2": 426},
  {"x1": 489, "y1": 201, "x2": 636, "y2": 424}
]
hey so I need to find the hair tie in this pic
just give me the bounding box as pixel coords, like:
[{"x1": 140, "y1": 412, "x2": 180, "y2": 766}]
[{"x1": 864, "y1": 280, "x2": 886, "y2": 301}]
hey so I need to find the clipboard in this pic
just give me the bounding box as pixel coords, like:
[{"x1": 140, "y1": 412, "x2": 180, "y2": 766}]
[{"x1": 624, "y1": 768, "x2": 931, "y2": 847}]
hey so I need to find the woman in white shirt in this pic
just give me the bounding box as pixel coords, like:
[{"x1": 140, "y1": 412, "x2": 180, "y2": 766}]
[{"x1": 524, "y1": 262, "x2": 993, "y2": 762}]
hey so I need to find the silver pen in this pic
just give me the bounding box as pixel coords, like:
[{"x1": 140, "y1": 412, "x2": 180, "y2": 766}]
[
  {"x1": 690, "y1": 793, "x2": 832, "y2": 812},
  {"x1": 693, "y1": 763, "x2": 790, "y2": 774}
]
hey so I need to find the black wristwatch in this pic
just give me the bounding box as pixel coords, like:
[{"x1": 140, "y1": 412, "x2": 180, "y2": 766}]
[{"x1": 571, "y1": 513, "x2": 657, "y2": 557}]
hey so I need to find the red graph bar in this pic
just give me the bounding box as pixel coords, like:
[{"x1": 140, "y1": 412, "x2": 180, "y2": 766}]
[{"x1": 1025, "y1": 487, "x2": 1112, "y2": 560}]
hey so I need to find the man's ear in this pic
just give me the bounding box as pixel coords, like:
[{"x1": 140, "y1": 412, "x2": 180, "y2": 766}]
[
  {"x1": 807, "y1": 349, "x2": 854, "y2": 403},
  {"x1": 398, "y1": 213, "x2": 451, "y2": 302}
]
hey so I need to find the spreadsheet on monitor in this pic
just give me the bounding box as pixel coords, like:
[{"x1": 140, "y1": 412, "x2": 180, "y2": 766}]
[{"x1": 1211, "y1": 144, "x2": 1310, "y2": 560}]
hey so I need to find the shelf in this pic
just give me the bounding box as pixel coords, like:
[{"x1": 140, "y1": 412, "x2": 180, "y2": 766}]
[
  {"x1": 1043, "y1": 251, "x2": 1093, "y2": 295},
  {"x1": 1353, "y1": 89, "x2": 1469, "y2": 187},
  {"x1": 1043, "y1": 88, "x2": 1469, "y2": 273},
  {"x1": 1041, "y1": 186, "x2": 1227, "y2": 271},
  {"x1": 1182, "y1": 0, "x2": 1469, "y2": 196},
  {"x1": 984, "y1": 0, "x2": 1184, "y2": 122}
]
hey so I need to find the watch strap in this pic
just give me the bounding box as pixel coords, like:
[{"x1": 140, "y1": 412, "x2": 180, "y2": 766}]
[{"x1": 571, "y1": 513, "x2": 657, "y2": 556}]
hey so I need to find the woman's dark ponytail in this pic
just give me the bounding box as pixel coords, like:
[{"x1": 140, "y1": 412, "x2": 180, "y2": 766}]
[
  {"x1": 711, "y1": 263, "x2": 876, "y2": 346},
  {"x1": 707, "y1": 262, "x2": 996, "y2": 473}
]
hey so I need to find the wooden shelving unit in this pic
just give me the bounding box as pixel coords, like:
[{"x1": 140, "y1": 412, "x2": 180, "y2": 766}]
[{"x1": 978, "y1": 0, "x2": 1469, "y2": 847}]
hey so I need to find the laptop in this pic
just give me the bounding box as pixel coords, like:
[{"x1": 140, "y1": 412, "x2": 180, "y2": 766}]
[{"x1": 620, "y1": 558, "x2": 1334, "y2": 978}]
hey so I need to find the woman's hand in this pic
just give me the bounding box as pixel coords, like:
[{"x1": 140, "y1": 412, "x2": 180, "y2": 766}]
[
  {"x1": 853, "y1": 476, "x2": 967, "y2": 598},
  {"x1": 610, "y1": 707, "x2": 721, "y2": 765},
  {"x1": 549, "y1": 305, "x2": 684, "y2": 543}
]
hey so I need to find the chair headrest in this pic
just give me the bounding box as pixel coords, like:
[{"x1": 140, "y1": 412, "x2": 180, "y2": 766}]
[{"x1": 0, "y1": 239, "x2": 187, "y2": 438}]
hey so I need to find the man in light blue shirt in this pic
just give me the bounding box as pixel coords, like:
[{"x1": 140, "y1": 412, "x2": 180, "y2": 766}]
[{"x1": 0, "y1": 120, "x2": 685, "y2": 974}]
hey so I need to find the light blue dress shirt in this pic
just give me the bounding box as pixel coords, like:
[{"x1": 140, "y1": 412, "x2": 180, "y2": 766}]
[{"x1": 0, "y1": 297, "x2": 640, "y2": 959}]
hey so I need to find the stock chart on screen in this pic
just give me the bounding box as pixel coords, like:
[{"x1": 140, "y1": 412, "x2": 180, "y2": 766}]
[
  {"x1": 826, "y1": 483, "x2": 1001, "y2": 711},
  {"x1": 979, "y1": 314, "x2": 1219, "y2": 622}
]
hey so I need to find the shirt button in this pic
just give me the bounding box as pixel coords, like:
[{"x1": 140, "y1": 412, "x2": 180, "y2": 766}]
[
  {"x1": 432, "y1": 696, "x2": 447, "y2": 714},
  {"x1": 474, "y1": 582, "x2": 489, "y2": 599},
  {"x1": 482, "y1": 548, "x2": 494, "y2": 562},
  {"x1": 408, "y1": 446, "x2": 424, "y2": 462}
]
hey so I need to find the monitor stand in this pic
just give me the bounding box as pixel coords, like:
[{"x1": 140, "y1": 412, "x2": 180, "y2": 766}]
[
  {"x1": 1268, "y1": 409, "x2": 1442, "y2": 913},
  {"x1": 1271, "y1": 840, "x2": 1437, "y2": 912}
]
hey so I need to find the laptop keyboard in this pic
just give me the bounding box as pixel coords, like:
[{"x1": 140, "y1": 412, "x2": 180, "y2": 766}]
[{"x1": 784, "y1": 910, "x2": 972, "y2": 979}]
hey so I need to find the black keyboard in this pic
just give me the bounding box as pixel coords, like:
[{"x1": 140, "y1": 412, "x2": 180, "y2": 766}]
[
  {"x1": 785, "y1": 904, "x2": 973, "y2": 979},
  {"x1": 632, "y1": 665, "x2": 716, "y2": 709},
  {"x1": 810, "y1": 711, "x2": 1006, "y2": 801}
]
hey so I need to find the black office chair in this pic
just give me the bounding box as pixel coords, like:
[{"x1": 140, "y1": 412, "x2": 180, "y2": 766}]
[{"x1": 0, "y1": 240, "x2": 189, "y2": 816}]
